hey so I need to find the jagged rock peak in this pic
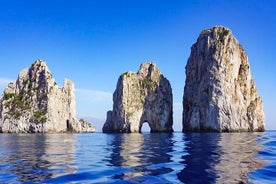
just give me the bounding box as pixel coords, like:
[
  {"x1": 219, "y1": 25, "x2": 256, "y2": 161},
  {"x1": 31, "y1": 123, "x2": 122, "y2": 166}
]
[
  {"x1": 199, "y1": 25, "x2": 232, "y2": 40},
  {"x1": 137, "y1": 62, "x2": 160, "y2": 78},
  {"x1": 182, "y1": 26, "x2": 265, "y2": 132},
  {"x1": 17, "y1": 60, "x2": 55, "y2": 93},
  {"x1": 103, "y1": 62, "x2": 173, "y2": 133},
  {"x1": 0, "y1": 59, "x2": 95, "y2": 133}
]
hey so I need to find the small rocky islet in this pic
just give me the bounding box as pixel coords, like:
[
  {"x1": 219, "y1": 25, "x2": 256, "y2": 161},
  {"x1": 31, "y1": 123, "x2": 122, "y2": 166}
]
[
  {"x1": 0, "y1": 26, "x2": 265, "y2": 133},
  {"x1": 102, "y1": 62, "x2": 173, "y2": 133},
  {"x1": 0, "y1": 60, "x2": 95, "y2": 133},
  {"x1": 182, "y1": 26, "x2": 265, "y2": 132}
]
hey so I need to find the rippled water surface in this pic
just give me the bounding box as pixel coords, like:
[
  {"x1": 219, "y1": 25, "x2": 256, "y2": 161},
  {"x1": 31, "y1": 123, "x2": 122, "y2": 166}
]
[{"x1": 0, "y1": 131, "x2": 275, "y2": 183}]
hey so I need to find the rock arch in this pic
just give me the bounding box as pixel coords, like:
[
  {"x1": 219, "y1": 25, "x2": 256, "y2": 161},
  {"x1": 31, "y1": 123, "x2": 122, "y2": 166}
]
[{"x1": 103, "y1": 62, "x2": 173, "y2": 133}]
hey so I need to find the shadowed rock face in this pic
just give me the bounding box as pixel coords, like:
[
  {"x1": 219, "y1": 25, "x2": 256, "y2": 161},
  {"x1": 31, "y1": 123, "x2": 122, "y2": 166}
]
[
  {"x1": 182, "y1": 26, "x2": 265, "y2": 132},
  {"x1": 0, "y1": 60, "x2": 95, "y2": 133},
  {"x1": 103, "y1": 62, "x2": 173, "y2": 133}
]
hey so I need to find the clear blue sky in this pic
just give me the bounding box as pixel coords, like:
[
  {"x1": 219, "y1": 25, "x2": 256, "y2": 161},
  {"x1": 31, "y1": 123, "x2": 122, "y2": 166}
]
[{"x1": 0, "y1": 0, "x2": 275, "y2": 131}]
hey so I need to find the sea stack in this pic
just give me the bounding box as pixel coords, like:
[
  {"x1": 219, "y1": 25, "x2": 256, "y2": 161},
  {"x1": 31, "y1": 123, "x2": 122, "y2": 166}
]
[
  {"x1": 0, "y1": 60, "x2": 95, "y2": 133},
  {"x1": 103, "y1": 62, "x2": 173, "y2": 133},
  {"x1": 182, "y1": 26, "x2": 265, "y2": 132}
]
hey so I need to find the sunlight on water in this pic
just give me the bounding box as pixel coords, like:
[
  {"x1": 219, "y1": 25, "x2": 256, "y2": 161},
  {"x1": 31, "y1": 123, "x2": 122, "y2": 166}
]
[{"x1": 0, "y1": 132, "x2": 275, "y2": 183}]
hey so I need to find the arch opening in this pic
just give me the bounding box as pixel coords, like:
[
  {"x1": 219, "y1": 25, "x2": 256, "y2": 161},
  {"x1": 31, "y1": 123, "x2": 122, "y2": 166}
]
[
  {"x1": 66, "y1": 120, "x2": 72, "y2": 131},
  {"x1": 140, "y1": 121, "x2": 151, "y2": 133}
]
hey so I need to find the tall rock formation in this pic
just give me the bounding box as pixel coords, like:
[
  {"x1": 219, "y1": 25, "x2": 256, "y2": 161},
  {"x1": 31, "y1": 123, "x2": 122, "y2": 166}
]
[
  {"x1": 182, "y1": 26, "x2": 265, "y2": 132},
  {"x1": 103, "y1": 62, "x2": 173, "y2": 133},
  {"x1": 0, "y1": 60, "x2": 95, "y2": 133}
]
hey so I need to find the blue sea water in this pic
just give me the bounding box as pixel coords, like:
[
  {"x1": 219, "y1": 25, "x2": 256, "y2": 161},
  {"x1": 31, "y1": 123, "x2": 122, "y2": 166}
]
[{"x1": 0, "y1": 131, "x2": 275, "y2": 183}]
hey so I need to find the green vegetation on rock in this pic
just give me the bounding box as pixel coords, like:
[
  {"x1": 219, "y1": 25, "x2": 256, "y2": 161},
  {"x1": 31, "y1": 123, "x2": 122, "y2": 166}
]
[
  {"x1": 3, "y1": 92, "x2": 31, "y2": 119},
  {"x1": 217, "y1": 28, "x2": 230, "y2": 41},
  {"x1": 141, "y1": 78, "x2": 158, "y2": 91},
  {"x1": 33, "y1": 110, "x2": 47, "y2": 123}
]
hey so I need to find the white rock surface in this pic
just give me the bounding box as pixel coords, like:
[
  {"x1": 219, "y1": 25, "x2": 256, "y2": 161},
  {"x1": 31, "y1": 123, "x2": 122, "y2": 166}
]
[
  {"x1": 103, "y1": 62, "x2": 173, "y2": 133},
  {"x1": 182, "y1": 26, "x2": 265, "y2": 132},
  {"x1": 0, "y1": 60, "x2": 95, "y2": 133}
]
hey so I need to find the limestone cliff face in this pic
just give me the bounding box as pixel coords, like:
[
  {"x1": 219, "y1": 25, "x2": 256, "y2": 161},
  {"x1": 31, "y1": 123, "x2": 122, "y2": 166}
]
[
  {"x1": 103, "y1": 62, "x2": 173, "y2": 133},
  {"x1": 0, "y1": 60, "x2": 95, "y2": 133},
  {"x1": 183, "y1": 26, "x2": 265, "y2": 132}
]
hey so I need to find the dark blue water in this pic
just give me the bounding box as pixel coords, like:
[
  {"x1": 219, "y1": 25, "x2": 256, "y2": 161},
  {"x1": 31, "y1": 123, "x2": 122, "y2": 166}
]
[{"x1": 0, "y1": 131, "x2": 275, "y2": 183}]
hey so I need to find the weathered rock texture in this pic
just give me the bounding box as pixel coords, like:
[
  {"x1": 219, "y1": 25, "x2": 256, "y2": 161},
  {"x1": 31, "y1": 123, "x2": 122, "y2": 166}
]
[
  {"x1": 183, "y1": 26, "x2": 265, "y2": 132},
  {"x1": 0, "y1": 60, "x2": 95, "y2": 133},
  {"x1": 103, "y1": 62, "x2": 173, "y2": 133}
]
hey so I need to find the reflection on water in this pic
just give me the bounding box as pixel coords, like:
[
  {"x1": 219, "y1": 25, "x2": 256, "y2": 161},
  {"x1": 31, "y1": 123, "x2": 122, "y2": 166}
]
[
  {"x1": 0, "y1": 134, "x2": 76, "y2": 183},
  {"x1": 177, "y1": 133, "x2": 265, "y2": 183},
  {"x1": 215, "y1": 133, "x2": 265, "y2": 183},
  {"x1": 107, "y1": 133, "x2": 174, "y2": 182},
  {"x1": 177, "y1": 133, "x2": 221, "y2": 183},
  {"x1": 0, "y1": 132, "x2": 270, "y2": 183}
]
